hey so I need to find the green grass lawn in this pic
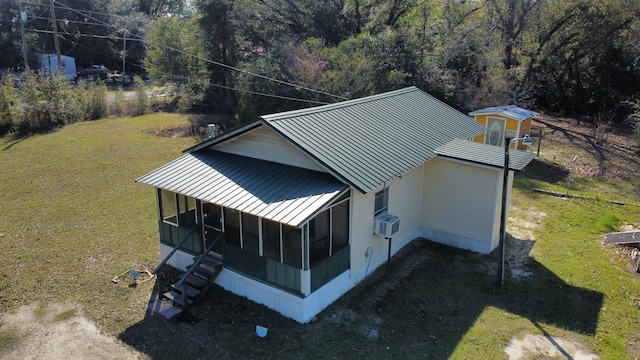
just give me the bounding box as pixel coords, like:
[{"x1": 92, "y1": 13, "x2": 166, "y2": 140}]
[
  {"x1": 0, "y1": 114, "x2": 197, "y2": 333},
  {"x1": 1, "y1": 114, "x2": 640, "y2": 359}
]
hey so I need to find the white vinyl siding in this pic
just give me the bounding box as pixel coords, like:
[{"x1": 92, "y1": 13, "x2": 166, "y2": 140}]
[
  {"x1": 349, "y1": 166, "x2": 422, "y2": 275},
  {"x1": 349, "y1": 190, "x2": 378, "y2": 273},
  {"x1": 215, "y1": 126, "x2": 326, "y2": 171},
  {"x1": 387, "y1": 166, "x2": 422, "y2": 243},
  {"x1": 421, "y1": 158, "x2": 499, "y2": 244}
]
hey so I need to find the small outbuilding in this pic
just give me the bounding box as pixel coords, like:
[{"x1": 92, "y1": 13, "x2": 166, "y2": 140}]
[
  {"x1": 470, "y1": 106, "x2": 539, "y2": 150},
  {"x1": 136, "y1": 87, "x2": 536, "y2": 322}
]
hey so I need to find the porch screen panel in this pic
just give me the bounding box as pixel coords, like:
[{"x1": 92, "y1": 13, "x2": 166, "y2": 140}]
[
  {"x1": 178, "y1": 194, "x2": 196, "y2": 227},
  {"x1": 331, "y1": 200, "x2": 349, "y2": 253},
  {"x1": 242, "y1": 213, "x2": 259, "y2": 254},
  {"x1": 309, "y1": 210, "x2": 330, "y2": 265},
  {"x1": 203, "y1": 203, "x2": 223, "y2": 253},
  {"x1": 160, "y1": 189, "x2": 177, "y2": 225},
  {"x1": 262, "y1": 219, "x2": 281, "y2": 261},
  {"x1": 224, "y1": 208, "x2": 241, "y2": 247},
  {"x1": 282, "y1": 225, "x2": 302, "y2": 268}
]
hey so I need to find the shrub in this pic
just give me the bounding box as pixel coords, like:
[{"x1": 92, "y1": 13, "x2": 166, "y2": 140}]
[
  {"x1": 77, "y1": 81, "x2": 108, "y2": 121},
  {"x1": 132, "y1": 76, "x2": 148, "y2": 116},
  {"x1": 0, "y1": 77, "x2": 18, "y2": 135},
  {"x1": 109, "y1": 89, "x2": 126, "y2": 118}
]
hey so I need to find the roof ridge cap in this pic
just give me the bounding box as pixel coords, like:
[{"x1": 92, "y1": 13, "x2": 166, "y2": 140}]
[{"x1": 262, "y1": 86, "x2": 420, "y2": 122}]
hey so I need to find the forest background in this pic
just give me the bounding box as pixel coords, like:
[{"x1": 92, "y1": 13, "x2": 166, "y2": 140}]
[{"x1": 2, "y1": 0, "x2": 640, "y2": 128}]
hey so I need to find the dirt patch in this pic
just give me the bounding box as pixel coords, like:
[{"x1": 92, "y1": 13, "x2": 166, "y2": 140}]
[
  {"x1": 505, "y1": 210, "x2": 547, "y2": 279},
  {"x1": 0, "y1": 303, "x2": 137, "y2": 360},
  {"x1": 152, "y1": 124, "x2": 209, "y2": 139},
  {"x1": 505, "y1": 333, "x2": 599, "y2": 360},
  {"x1": 532, "y1": 115, "x2": 639, "y2": 182}
]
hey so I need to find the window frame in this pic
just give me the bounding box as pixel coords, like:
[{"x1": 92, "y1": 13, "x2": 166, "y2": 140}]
[{"x1": 374, "y1": 187, "x2": 389, "y2": 216}]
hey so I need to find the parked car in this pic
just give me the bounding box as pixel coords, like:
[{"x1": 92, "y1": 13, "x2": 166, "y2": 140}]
[{"x1": 78, "y1": 65, "x2": 109, "y2": 80}]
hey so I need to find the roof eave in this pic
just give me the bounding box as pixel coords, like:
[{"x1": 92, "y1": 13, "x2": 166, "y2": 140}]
[
  {"x1": 183, "y1": 120, "x2": 264, "y2": 153},
  {"x1": 436, "y1": 154, "x2": 534, "y2": 171}
]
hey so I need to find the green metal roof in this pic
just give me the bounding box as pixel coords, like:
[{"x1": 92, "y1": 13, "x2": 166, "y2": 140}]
[
  {"x1": 434, "y1": 138, "x2": 536, "y2": 171},
  {"x1": 136, "y1": 151, "x2": 348, "y2": 227},
  {"x1": 259, "y1": 86, "x2": 486, "y2": 193}
]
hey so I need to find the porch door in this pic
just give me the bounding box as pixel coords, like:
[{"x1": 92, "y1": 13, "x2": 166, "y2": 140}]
[{"x1": 202, "y1": 202, "x2": 223, "y2": 258}]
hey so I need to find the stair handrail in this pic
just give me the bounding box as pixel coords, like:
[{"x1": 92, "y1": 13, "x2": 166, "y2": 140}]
[
  {"x1": 174, "y1": 232, "x2": 224, "y2": 309},
  {"x1": 152, "y1": 224, "x2": 199, "y2": 275},
  {"x1": 174, "y1": 232, "x2": 224, "y2": 288}
]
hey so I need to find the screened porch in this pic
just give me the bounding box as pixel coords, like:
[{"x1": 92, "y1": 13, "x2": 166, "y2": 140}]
[{"x1": 156, "y1": 189, "x2": 351, "y2": 296}]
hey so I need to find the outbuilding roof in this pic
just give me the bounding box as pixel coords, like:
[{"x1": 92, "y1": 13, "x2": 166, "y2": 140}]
[
  {"x1": 435, "y1": 138, "x2": 536, "y2": 171},
  {"x1": 469, "y1": 105, "x2": 539, "y2": 122},
  {"x1": 136, "y1": 151, "x2": 348, "y2": 227}
]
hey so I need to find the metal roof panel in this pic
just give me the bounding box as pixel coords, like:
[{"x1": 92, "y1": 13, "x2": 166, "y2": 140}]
[
  {"x1": 434, "y1": 138, "x2": 536, "y2": 171},
  {"x1": 469, "y1": 106, "x2": 540, "y2": 121},
  {"x1": 136, "y1": 151, "x2": 348, "y2": 227},
  {"x1": 262, "y1": 87, "x2": 486, "y2": 193}
]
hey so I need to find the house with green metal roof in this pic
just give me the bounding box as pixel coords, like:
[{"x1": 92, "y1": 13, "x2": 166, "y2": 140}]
[{"x1": 136, "y1": 86, "x2": 536, "y2": 322}]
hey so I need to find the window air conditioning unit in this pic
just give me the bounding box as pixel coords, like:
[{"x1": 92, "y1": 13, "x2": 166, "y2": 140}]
[{"x1": 374, "y1": 213, "x2": 400, "y2": 237}]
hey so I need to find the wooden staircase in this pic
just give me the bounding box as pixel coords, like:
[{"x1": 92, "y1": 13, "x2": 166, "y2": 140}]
[{"x1": 163, "y1": 254, "x2": 223, "y2": 309}]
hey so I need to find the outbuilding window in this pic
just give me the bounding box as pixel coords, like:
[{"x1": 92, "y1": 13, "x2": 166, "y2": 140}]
[{"x1": 489, "y1": 122, "x2": 501, "y2": 146}]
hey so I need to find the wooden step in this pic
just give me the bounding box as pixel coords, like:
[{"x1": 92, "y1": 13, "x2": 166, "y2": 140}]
[
  {"x1": 193, "y1": 264, "x2": 215, "y2": 279},
  {"x1": 163, "y1": 290, "x2": 194, "y2": 308},
  {"x1": 170, "y1": 283, "x2": 201, "y2": 299},
  {"x1": 185, "y1": 273, "x2": 208, "y2": 289},
  {"x1": 201, "y1": 255, "x2": 223, "y2": 268}
]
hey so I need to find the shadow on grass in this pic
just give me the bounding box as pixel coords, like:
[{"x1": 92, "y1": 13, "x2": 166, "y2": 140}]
[
  {"x1": 118, "y1": 238, "x2": 603, "y2": 359},
  {"x1": 2, "y1": 134, "x2": 28, "y2": 151},
  {"x1": 518, "y1": 158, "x2": 570, "y2": 186}
]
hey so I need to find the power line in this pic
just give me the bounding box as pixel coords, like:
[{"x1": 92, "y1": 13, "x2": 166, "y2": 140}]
[
  {"x1": 24, "y1": 0, "x2": 347, "y2": 102},
  {"x1": 155, "y1": 73, "x2": 330, "y2": 105},
  {"x1": 26, "y1": 28, "x2": 142, "y2": 41},
  {"x1": 30, "y1": 15, "x2": 117, "y2": 28},
  {"x1": 51, "y1": 0, "x2": 347, "y2": 101}
]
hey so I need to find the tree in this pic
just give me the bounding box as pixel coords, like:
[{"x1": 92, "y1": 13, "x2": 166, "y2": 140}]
[
  {"x1": 0, "y1": 0, "x2": 22, "y2": 70},
  {"x1": 144, "y1": 16, "x2": 207, "y2": 82},
  {"x1": 524, "y1": 0, "x2": 640, "y2": 115},
  {"x1": 134, "y1": 0, "x2": 186, "y2": 17},
  {"x1": 195, "y1": 0, "x2": 237, "y2": 113},
  {"x1": 486, "y1": 0, "x2": 541, "y2": 70}
]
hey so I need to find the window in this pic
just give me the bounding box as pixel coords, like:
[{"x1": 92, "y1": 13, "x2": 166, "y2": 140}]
[
  {"x1": 309, "y1": 196, "x2": 350, "y2": 266},
  {"x1": 374, "y1": 187, "x2": 389, "y2": 216},
  {"x1": 160, "y1": 189, "x2": 177, "y2": 225},
  {"x1": 202, "y1": 202, "x2": 222, "y2": 252},
  {"x1": 242, "y1": 213, "x2": 260, "y2": 254},
  {"x1": 282, "y1": 225, "x2": 302, "y2": 268},
  {"x1": 332, "y1": 200, "x2": 349, "y2": 253},
  {"x1": 262, "y1": 219, "x2": 281, "y2": 261},
  {"x1": 489, "y1": 122, "x2": 501, "y2": 145},
  {"x1": 309, "y1": 210, "x2": 330, "y2": 265},
  {"x1": 160, "y1": 190, "x2": 196, "y2": 227},
  {"x1": 177, "y1": 194, "x2": 196, "y2": 227},
  {"x1": 223, "y1": 208, "x2": 241, "y2": 247}
]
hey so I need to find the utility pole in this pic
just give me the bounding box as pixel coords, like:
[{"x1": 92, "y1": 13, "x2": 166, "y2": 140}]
[
  {"x1": 122, "y1": 30, "x2": 126, "y2": 74},
  {"x1": 50, "y1": 0, "x2": 61, "y2": 74},
  {"x1": 19, "y1": 0, "x2": 29, "y2": 69}
]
